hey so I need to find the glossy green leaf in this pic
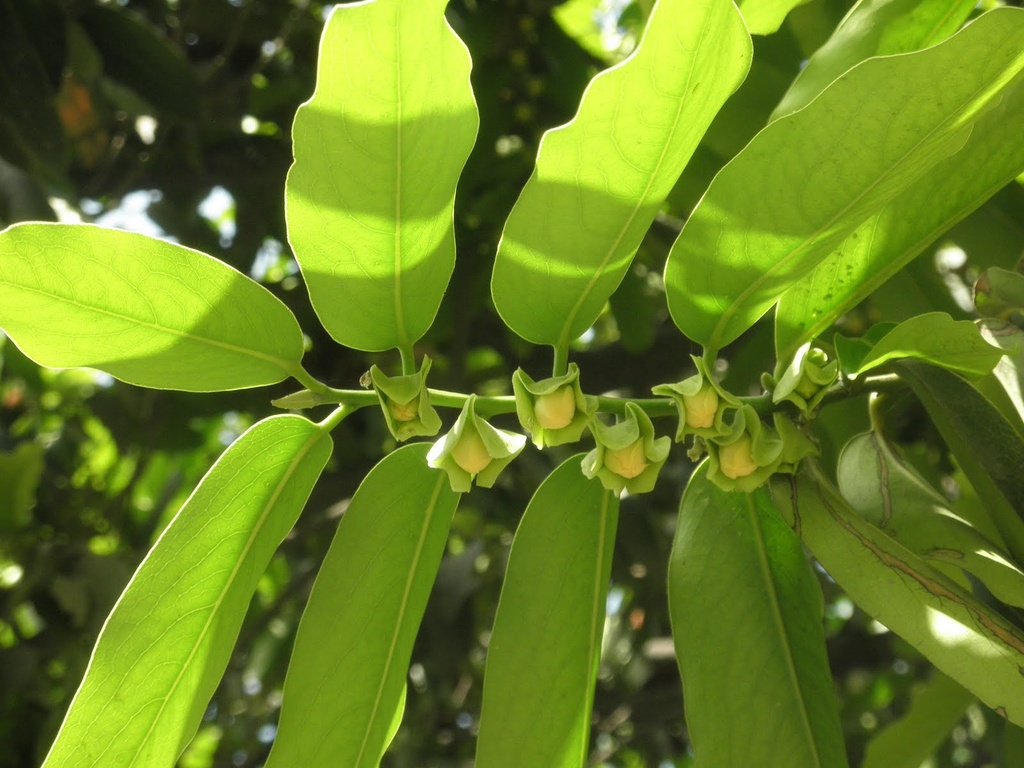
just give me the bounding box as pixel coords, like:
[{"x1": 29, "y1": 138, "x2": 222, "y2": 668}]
[
  {"x1": 773, "y1": 0, "x2": 974, "y2": 119},
  {"x1": 774, "y1": 37, "x2": 1024, "y2": 361},
  {"x1": 42, "y1": 415, "x2": 333, "y2": 768},
  {"x1": 286, "y1": 0, "x2": 478, "y2": 352},
  {"x1": 476, "y1": 456, "x2": 618, "y2": 767},
  {"x1": 665, "y1": 9, "x2": 1024, "y2": 355},
  {"x1": 0, "y1": 222, "x2": 306, "y2": 391},
  {"x1": 862, "y1": 672, "x2": 974, "y2": 768},
  {"x1": 895, "y1": 361, "x2": 1024, "y2": 563},
  {"x1": 738, "y1": 0, "x2": 810, "y2": 35},
  {"x1": 771, "y1": 462, "x2": 1024, "y2": 727},
  {"x1": 670, "y1": 463, "x2": 847, "y2": 768},
  {"x1": 491, "y1": 0, "x2": 750, "y2": 349},
  {"x1": 835, "y1": 313, "x2": 1002, "y2": 378},
  {"x1": 267, "y1": 444, "x2": 460, "y2": 767}
]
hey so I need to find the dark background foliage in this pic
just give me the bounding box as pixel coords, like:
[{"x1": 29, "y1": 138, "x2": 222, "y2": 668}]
[{"x1": 1, "y1": 1, "x2": 1021, "y2": 766}]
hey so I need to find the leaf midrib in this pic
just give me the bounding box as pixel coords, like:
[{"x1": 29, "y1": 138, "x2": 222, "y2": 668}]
[
  {"x1": 556, "y1": 0, "x2": 714, "y2": 352},
  {"x1": 1, "y1": 278, "x2": 297, "y2": 374}
]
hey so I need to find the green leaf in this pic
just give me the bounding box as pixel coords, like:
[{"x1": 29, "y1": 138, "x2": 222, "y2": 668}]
[
  {"x1": 0, "y1": 223, "x2": 306, "y2": 391},
  {"x1": 862, "y1": 672, "x2": 974, "y2": 768},
  {"x1": 774, "y1": 42, "x2": 1024, "y2": 361},
  {"x1": 894, "y1": 361, "x2": 1024, "y2": 564},
  {"x1": 42, "y1": 415, "x2": 332, "y2": 768},
  {"x1": 491, "y1": 0, "x2": 751, "y2": 349},
  {"x1": 78, "y1": 5, "x2": 201, "y2": 120},
  {"x1": 773, "y1": 0, "x2": 974, "y2": 119},
  {"x1": 737, "y1": 0, "x2": 810, "y2": 35},
  {"x1": 670, "y1": 463, "x2": 847, "y2": 768},
  {"x1": 476, "y1": 456, "x2": 618, "y2": 768},
  {"x1": 665, "y1": 9, "x2": 1024, "y2": 355},
  {"x1": 266, "y1": 444, "x2": 460, "y2": 768},
  {"x1": 835, "y1": 313, "x2": 1002, "y2": 378},
  {"x1": 286, "y1": 0, "x2": 478, "y2": 352},
  {"x1": 773, "y1": 463, "x2": 1024, "y2": 726}
]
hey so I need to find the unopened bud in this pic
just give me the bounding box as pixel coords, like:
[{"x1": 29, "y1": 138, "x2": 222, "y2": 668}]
[
  {"x1": 719, "y1": 435, "x2": 758, "y2": 479},
  {"x1": 534, "y1": 386, "x2": 576, "y2": 430},
  {"x1": 452, "y1": 428, "x2": 492, "y2": 475},
  {"x1": 683, "y1": 387, "x2": 719, "y2": 429},
  {"x1": 605, "y1": 438, "x2": 649, "y2": 479}
]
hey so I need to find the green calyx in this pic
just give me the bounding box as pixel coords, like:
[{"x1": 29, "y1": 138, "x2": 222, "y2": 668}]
[
  {"x1": 706, "y1": 406, "x2": 817, "y2": 493},
  {"x1": 428, "y1": 395, "x2": 527, "y2": 493},
  {"x1": 369, "y1": 356, "x2": 443, "y2": 441},
  {"x1": 770, "y1": 343, "x2": 839, "y2": 416},
  {"x1": 582, "y1": 402, "x2": 671, "y2": 495},
  {"x1": 513, "y1": 364, "x2": 597, "y2": 448},
  {"x1": 652, "y1": 355, "x2": 741, "y2": 441}
]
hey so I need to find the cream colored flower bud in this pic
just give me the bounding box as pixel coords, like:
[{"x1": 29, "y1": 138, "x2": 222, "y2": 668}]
[
  {"x1": 719, "y1": 435, "x2": 758, "y2": 479},
  {"x1": 534, "y1": 386, "x2": 576, "y2": 430},
  {"x1": 452, "y1": 428, "x2": 492, "y2": 474},
  {"x1": 604, "y1": 438, "x2": 649, "y2": 479},
  {"x1": 388, "y1": 398, "x2": 419, "y2": 423},
  {"x1": 683, "y1": 386, "x2": 719, "y2": 429}
]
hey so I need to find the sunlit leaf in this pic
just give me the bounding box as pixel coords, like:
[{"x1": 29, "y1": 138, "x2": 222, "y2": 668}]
[
  {"x1": 738, "y1": 0, "x2": 811, "y2": 35},
  {"x1": 286, "y1": 0, "x2": 478, "y2": 352},
  {"x1": 771, "y1": 462, "x2": 1024, "y2": 728},
  {"x1": 476, "y1": 456, "x2": 618, "y2": 767},
  {"x1": 665, "y1": 9, "x2": 1024, "y2": 355},
  {"x1": 773, "y1": 0, "x2": 974, "y2": 119},
  {"x1": 834, "y1": 313, "x2": 1002, "y2": 378},
  {"x1": 670, "y1": 463, "x2": 848, "y2": 768},
  {"x1": 0, "y1": 222, "x2": 306, "y2": 391},
  {"x1": 266, "y1": 444, "x2": 460, "y2": 768},
  {"x1": 491, "y1": 0, "x2": 750, "y2": 350},
  {"x1": 42, "y1": 415, "x2": 332, "y2": 768}
]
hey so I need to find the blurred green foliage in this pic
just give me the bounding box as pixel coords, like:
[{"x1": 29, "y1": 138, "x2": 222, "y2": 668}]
[{"x1": 0, "y1": 0, "x2": 1021, "y2": 766}]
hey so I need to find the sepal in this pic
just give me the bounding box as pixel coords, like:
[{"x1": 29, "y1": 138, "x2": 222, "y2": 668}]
[
  {"x1": 582, "y1": 402, "x2": 670, "y2": 494},
  {"x1": 427, "y1": 395, "x2": 526, "y2": 492},
  {"x1": 513, "y1": 364, "x2": 597, "y2": 448},
  {"x1": 652, "y1": 355, "x2": 742, "y2": 441},
  {"x1": 370, "y1": 357, "x2": 442, "y2": 441},
  {"x1": 770, "y1": 343, "x2": 838, "y2": 416}
]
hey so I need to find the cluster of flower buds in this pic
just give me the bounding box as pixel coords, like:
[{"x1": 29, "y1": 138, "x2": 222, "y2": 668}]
[{"x1": 375, "y1": 348, "x2": 831, "y2": 494}]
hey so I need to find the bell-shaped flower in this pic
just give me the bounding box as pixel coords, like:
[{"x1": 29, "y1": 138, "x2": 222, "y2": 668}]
[
  {"x1": 427, "y1": 395, "x2": 526, "y2": 493},
  {"x1": 582, "y1": 402, "x2": 671, "y2": 495},
  {"x1": 652, "y1": 355, "x2": 741, "y2": 441},
  {"x1": 770, "y1": 344, "x2": 838, "y2": 416},
  {"x1": 369, "y1": 356, "x2": 443, "y2": 442},
  {"x1": 706, "y1": 406, "x2": 817, "y2": 492},
  {"x1": 513, "y1": 364, "x2": 597, "y2": 448}
]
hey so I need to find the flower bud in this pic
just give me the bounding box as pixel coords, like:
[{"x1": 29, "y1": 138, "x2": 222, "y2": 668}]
[
  {"x1": 534, "y1": 386, "x2": 576, "y2": 430},
  {"x1": 428, "y1": 395, "x2": 526, "y2": 493},
  {"x1": 718, "y1": 435, "x2": 758, "y2": 479},
  {"x1": 604, "y1": 438, "x2": 648, "y2": 479},
  {"x1": 370, "y1": 357, "x2": 441, "y2": 441},
  {"x1": 771, "y1": 343, "x2": 838, "y2": 416},
  {"x1": 652, "y1": 355, "x2": 740, "y2": 442},
  {"x1": 582, "y1": 402, "x2": 671, "y2": 494},
  {"x1": 512, "y1": 365, "x2": 596, "y2": 448},
  {"x1": 451, "y1": 427, "x2": 492, "y2": 474},
  {"x1": 683, "y1": 386, "x2": 719, "y2": 429}
]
